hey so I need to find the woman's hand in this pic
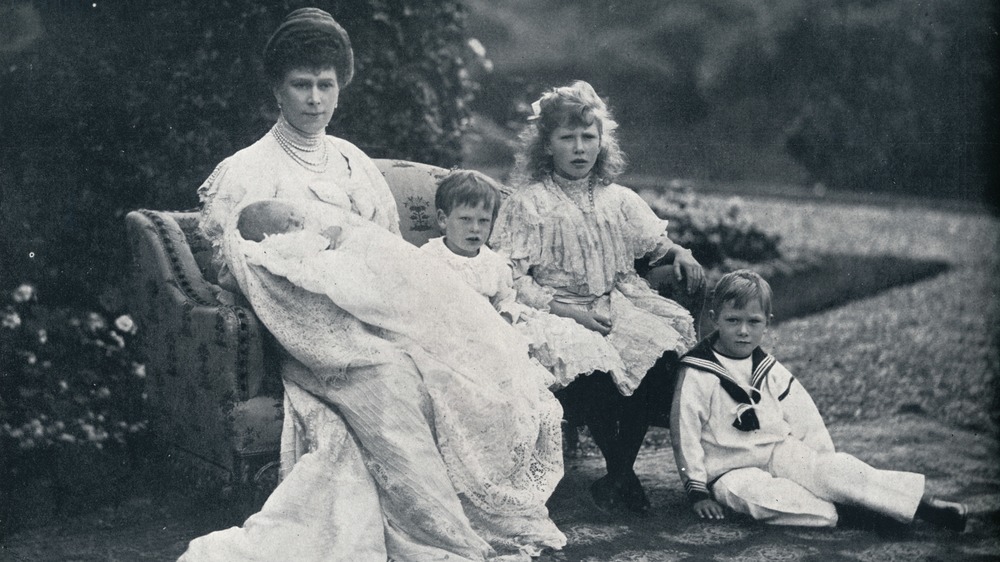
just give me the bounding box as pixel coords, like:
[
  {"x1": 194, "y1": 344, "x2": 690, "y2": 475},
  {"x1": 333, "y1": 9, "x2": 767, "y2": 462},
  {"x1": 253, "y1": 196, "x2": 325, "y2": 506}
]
[
  {"x1": 693, "y1": 499, "x2": 725, "y2": 520},
  {"x1": 548, "y1": 302, "x2": 613, "y2": 336}
]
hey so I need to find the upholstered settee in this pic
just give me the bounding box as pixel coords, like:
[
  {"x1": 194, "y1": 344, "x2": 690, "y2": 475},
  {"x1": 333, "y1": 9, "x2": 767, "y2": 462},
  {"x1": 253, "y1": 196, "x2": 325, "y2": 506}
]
[
  {"x1": 125, "y1": 158, "x2": 700, "y2": 485},
  {"x1": 125, "y1": 159, "x2": 449, "y2": 484}
]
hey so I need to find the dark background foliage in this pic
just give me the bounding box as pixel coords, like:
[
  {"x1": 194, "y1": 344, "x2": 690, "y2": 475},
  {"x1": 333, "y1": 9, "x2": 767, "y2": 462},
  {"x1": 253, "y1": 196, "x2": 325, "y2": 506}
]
[
  {"x1": 0, "y1": 0, "x2": 481, "y2": 307},
  {"x1": 466, "y1": 0, "x2": 998, "y2": 200}
]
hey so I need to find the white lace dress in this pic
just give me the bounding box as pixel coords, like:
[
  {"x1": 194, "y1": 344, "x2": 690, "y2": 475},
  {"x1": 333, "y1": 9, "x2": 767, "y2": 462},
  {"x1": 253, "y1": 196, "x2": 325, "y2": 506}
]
[
  {"x1": 421, "y1": 236, "x2": 627, "y2": 390},
  {"x1": 491, "y1": 175, "x2": 698, "y2": 395},
  {"x1": 180, "y1": 119, "x2": 566, "y2": 562}
]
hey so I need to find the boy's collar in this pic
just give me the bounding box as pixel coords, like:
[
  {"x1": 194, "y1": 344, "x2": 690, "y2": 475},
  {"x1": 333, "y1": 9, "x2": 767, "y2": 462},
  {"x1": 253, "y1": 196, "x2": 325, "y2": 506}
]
[
  {"x1": 682, "y1": 332, "x2": 775, "y2": 389},
  {"x1": 681, "y1": 332, "x2": 777, "y2": 432}
]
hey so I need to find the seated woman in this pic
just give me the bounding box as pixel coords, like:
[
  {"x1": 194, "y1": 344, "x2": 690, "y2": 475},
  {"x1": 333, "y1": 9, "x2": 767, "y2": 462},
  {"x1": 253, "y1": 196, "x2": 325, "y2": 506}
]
[{"x1": 181, "y1": 9, "x2": 565, "y2": 561}]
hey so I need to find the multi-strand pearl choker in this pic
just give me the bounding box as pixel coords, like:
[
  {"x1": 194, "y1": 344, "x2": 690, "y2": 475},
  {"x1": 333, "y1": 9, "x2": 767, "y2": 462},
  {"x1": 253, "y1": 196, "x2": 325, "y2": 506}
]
[
  {"x1": 272, "y1": 116, "x2": 329, "y2": 173},
  {"x1": 551, "y1": 172, "x2": 596, "y2": 213}
]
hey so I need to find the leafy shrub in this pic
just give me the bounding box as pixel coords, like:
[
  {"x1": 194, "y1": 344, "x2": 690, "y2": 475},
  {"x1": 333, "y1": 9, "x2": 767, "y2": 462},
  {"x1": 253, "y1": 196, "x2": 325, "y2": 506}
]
[
  {"x1": 643, "y1": 182, "x2": 783, "y2": 282},
  {"x1": 0, "y1": 284, "x2": 147, "y2": 452},
  {"x1": 0, "y1": 1, "x2": 485, "y2": 307}
]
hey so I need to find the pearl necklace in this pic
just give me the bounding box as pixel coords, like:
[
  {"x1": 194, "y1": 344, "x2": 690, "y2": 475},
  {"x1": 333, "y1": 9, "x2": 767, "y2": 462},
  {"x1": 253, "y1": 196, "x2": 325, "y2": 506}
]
[
  {"x1": 271, "y1": 117, "x2": 329, "y2": 173},
  {"x1": 551, "y1": 172, "x2": 596, "y2": 213}
]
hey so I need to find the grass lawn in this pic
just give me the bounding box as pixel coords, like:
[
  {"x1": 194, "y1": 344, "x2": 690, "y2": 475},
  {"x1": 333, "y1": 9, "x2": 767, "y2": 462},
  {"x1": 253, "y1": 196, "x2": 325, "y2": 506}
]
[
  {"x1": 734, "y1": 194, "x2": 999, "y2": 433},
  {"x1": 2, "y1": 187, "x2": 998, "y2": 560}
]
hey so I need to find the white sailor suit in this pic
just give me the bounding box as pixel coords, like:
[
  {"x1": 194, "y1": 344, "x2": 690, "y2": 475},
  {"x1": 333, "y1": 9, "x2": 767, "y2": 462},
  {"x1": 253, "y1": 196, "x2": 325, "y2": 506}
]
[{"x1": 669, "y1": 335, "x2": 926, "y2": 527}]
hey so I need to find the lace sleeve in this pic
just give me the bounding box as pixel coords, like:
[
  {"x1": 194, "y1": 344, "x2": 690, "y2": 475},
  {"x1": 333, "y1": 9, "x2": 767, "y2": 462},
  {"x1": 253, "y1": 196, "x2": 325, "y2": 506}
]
[
  {"x1": 492, "y1": 194, "x2": 555, "y2": 310},
  {"x1": 198, "y1": 159, "x2": 245, "y2": 291},
  {"x1": 618, "y1": 186, "x2": 672, "y2": 259},
  {"x1": 491, "y1": 192, "x2": 543, "y2": 265}
]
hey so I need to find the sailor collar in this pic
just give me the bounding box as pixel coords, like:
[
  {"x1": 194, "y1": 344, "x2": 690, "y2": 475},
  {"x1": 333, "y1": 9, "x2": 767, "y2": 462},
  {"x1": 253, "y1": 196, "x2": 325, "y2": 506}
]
[{"x1": 680, "y1": 333, "x2": 778, "y2": 431}]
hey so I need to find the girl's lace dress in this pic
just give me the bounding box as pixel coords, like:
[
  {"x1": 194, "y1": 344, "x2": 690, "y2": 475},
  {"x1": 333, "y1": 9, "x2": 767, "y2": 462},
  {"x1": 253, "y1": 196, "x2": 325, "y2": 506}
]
[{"x1": 491, "y1": 174, "x2": 698, "y2": 395}]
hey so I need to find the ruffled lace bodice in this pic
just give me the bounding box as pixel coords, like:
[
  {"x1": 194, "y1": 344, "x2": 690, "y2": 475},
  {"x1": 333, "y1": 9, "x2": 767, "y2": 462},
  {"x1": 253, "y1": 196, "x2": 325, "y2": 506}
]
[{"x1": 492, "y1": 175, "x2": 672, "y2": 298}]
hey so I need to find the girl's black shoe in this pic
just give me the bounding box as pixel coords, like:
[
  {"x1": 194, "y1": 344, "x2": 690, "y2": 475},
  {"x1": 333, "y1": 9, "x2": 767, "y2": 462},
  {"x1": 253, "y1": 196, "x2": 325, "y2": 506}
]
[
  {"x1": 589, "y1": 475, "x2": 620, "y2": 512},
  {"x1": 620, "y1": 470, "x2": 651, "y2": 516}
]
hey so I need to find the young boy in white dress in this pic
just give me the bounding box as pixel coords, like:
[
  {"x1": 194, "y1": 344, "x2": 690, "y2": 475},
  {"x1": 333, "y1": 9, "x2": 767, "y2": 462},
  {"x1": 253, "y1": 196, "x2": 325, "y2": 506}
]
[
  {"x1": 421, "y1": 169, "x2": 629, "y2": 391},
  {"x1": 670, "y1": 269, "x2": 968, "y2": 531}
]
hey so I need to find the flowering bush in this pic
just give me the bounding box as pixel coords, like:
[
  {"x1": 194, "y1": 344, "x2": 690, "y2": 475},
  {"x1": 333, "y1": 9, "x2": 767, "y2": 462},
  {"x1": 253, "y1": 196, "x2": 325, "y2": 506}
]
[
  {"x1": 0, "y1": 284, "x2": 147, "y2": 451},
  {"x1": 645, "y1": 181, "x2": 783, "y2": 278}
]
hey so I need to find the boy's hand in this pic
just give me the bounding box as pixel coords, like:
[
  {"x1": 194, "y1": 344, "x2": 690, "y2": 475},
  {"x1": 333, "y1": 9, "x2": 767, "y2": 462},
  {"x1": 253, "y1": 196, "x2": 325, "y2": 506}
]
[{"x1": 693, "y1": 499, "x2": 725, "y2": 520}]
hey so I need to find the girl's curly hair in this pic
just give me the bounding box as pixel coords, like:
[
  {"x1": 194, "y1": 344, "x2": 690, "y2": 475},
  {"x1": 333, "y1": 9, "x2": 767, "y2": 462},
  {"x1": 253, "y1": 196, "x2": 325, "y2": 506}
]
[{"x1": 512, "y1": 80, "x2": 627, "y2": 186}]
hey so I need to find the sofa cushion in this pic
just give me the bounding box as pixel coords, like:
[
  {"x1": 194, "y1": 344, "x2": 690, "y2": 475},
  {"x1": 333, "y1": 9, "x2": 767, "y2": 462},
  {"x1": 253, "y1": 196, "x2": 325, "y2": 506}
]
[{"x1": 374, "y1": 159, "x2": 448, "y2": 247}]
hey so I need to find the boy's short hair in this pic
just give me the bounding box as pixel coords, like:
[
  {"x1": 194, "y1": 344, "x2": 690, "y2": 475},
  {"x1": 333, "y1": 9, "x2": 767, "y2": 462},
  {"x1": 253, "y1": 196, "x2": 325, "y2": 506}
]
[
  {"x1": 434, "y1": 170, "x2": 504, "y2": 221},
  {"x1": 710, "y1": 269, "x2": 773, "y2": 319}
]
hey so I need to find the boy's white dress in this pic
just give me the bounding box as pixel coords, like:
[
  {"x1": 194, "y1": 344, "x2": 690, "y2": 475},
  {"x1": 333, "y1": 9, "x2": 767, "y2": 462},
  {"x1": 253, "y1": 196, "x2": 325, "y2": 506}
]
[
  {"x1": 671, "y1": 336, "x2": 925, "y2": 527},
  {"x1": 181, "y1": 125, "x2": 566, "y2": 561},
  {"x1": 420, "y1": 236, "x2": 627, "y2": 390}
]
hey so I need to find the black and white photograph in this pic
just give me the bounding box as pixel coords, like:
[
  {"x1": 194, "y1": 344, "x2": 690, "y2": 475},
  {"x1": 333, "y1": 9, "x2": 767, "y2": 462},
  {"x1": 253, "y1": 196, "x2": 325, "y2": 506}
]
[{"x1": 1, "y1": 1, "x2": 997, "y2": 560}]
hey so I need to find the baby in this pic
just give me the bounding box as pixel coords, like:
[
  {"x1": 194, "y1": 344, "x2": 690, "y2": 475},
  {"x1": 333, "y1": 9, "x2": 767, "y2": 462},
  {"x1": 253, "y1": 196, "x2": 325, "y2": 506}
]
[
  {"x1": 670, "y1": 269, "x2": 968, "y2": 531},
  {"x1": 237, "y1": 199, "x2": 341, "y2": 247}
]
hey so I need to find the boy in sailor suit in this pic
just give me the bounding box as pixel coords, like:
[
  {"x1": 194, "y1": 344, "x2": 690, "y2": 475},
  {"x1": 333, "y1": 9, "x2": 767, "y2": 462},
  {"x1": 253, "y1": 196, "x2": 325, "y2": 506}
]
[{"x1": 669, "y1": 270, "x2": 967, "y2": 531}]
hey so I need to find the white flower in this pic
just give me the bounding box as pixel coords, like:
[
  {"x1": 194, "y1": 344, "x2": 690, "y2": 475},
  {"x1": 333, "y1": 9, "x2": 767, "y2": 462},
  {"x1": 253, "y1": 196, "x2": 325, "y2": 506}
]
[
  {"x1": 38, "y1": 329, "x2": 47, "y2": 344},
  {"x1": 58, "y1": 380, "x2": 69, "y2": 391},
  {"x1": 2, "y1": 312, "x2": 21, "y2": 329},
  {"x1": 85, "y1": 312, "x2": 105, "y2": 332},
  {"x1": 12, "y1": 284, "x2": 34, "y2": 303},
  {"x1": 109, "y1": 331, "x2": 125, "y2": 348},
  {"x1": 132, "y1": 363, "x2": 146, "y2": 379},
  {"x1": 96, "y1": 387, "x2": 111, "y2": 399},
  {"x1": 113, "y1": 314, "x2": 136, "y2": 334},
  {"x1": 467, "y1": 38, "x2": 487, "y2": 58}
]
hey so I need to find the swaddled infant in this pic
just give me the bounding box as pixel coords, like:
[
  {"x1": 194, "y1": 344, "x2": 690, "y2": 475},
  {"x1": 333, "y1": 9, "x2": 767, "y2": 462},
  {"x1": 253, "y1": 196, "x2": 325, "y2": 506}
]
[{"x1": 237, "y1": 199, "x2": 343, "y2": 247}]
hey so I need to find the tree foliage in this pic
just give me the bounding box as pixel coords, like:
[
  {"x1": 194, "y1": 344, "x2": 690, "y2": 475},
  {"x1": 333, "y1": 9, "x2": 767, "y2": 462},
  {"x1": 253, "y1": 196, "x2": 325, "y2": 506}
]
[
  {"x1": 0, "y1": 0, "x2": 483, "y2": 304},
  {"x1": 470, "y1": 0, "x2": 997, "y2": 199},
  {"x1": 779, "y1": 1, "x2": 998, "y2": 196}
]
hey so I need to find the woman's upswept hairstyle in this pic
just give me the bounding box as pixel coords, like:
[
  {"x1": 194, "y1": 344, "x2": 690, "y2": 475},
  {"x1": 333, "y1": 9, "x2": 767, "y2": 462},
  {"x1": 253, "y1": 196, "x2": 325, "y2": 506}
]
[
  {"x1": 434, "y1": 169, "x2": 505, "y2": 222},
  {"x1": 512, "y1": 80, "x2": 627, "y2": 186},
  {"x1": 710, "y1": 269, "x2": 773, "y2": 321},
  {"x1": 263, "y1": 8, "x2": 354, "y2": 88}
]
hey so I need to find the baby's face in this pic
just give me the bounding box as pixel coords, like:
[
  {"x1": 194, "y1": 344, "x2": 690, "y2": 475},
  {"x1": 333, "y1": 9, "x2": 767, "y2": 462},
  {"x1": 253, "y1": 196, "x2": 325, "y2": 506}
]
[
  {"x1": 283, "y1": 210, "x2": 306, "y2": 232},
  {"x1": 436, "y1": 203, "x2": 493, "y2": 257}
]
